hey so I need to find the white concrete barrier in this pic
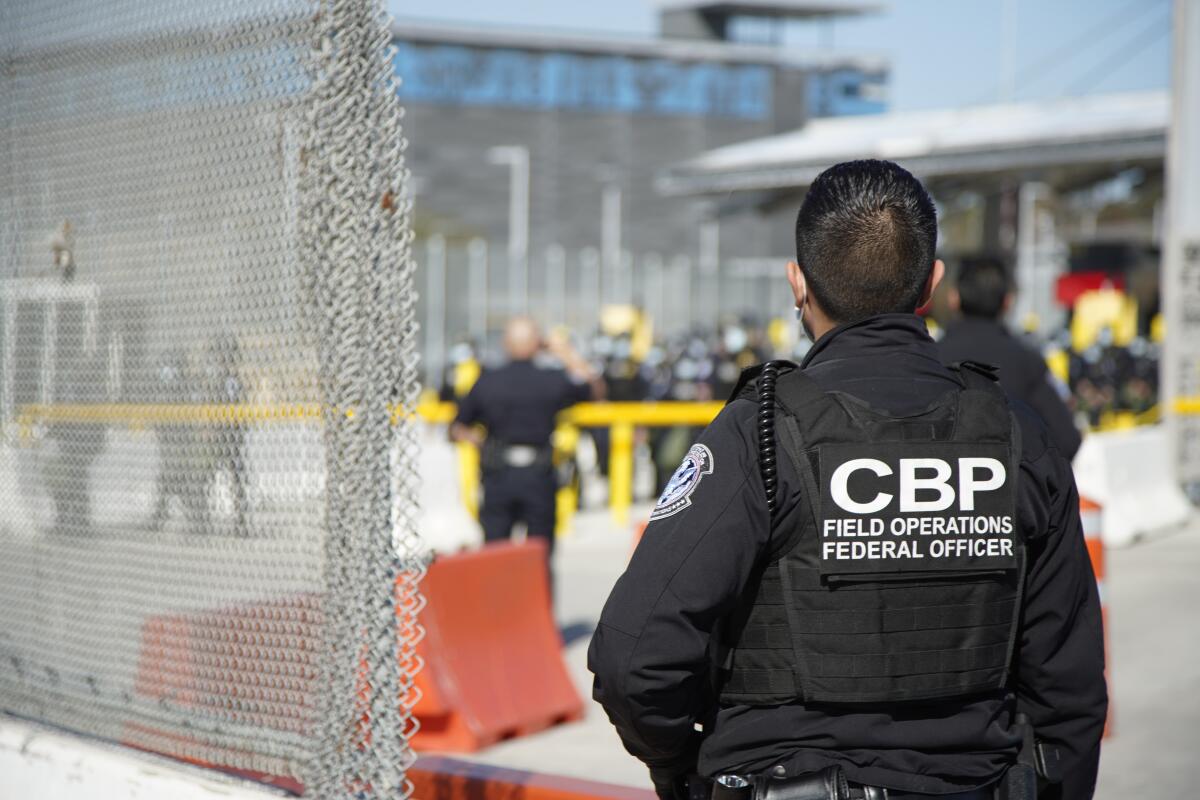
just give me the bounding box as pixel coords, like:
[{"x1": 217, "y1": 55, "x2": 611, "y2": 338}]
[
  {"x1": 1073, "y1": 425, "x2": 1196, "y2": 547},
  {"x1": 0, "y1": 715, "x2": 289, "y2": 800},
  {"x1": 415, "y1": 424, "x2": 482, "y2": 555}
]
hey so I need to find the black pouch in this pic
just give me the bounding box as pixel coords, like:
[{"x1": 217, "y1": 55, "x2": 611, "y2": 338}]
[{"x1": 754, "y1": 766, "x2": 849, "y2": 800}]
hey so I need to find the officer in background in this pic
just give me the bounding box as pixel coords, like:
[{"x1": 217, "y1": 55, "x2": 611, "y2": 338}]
[
  {"x1": 589, "y1": 161, "x2": 1105, "y2": 800},
  {"x1": 151, "y1": 349, "x2": 208, "y2": 532},
  {"x1": 939, "y1": 256, "x2": 1082, "y2": 460},
  {"x1": 204, "y1": 335, "x2": 249, "y2": 537},
  {"x1": 450, "y1": 316, "x2": 601, "y2": 564}
]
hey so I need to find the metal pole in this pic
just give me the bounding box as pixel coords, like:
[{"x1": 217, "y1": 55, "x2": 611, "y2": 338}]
[
  {"x1": 580, "y1": 247, "x2": 601, "y2": 331},
  {"x1": 620, "y1": 250, "x2": 634, "y2": 306},
  {"x1": 41, "y1": 298, "x2": 56, "y2": 405},
  {"x1": 425, "y1": 234, "x2": 447, "y2": 389},
  {"x1": 699, "y1": 219, "x2": 719, "y2": 322},
  {"x1": 1162, "y1": 0, "x2": 1200, "y2": 488},
  {"x1": 602, "y1": 184, "x2": 622, "y2": 305},
  {"x1": 545, "y1": 244, "x2": 566, "y2": 324},
  {"x1": 107, "y1": 331, "x2": 123, "y2": 402},
  {"x1": 467, "y1": 237, "x2": 488, "y2": 345},
  {"x1": 674, "y1": 254, "x2": 693, "y2": 333},
  {"x1": 1, "y1": 291, "x2": 13, "y2": 423},
  {"x1": 488, "y1": 146, "x2": 530, "y2": 316},
  {"x1": 513, "y1": 149, "x2": 530, "y2": 314},
  {"x1": 1015, "y1": 181, "x2": 1040, "y2": 329},
  {"x1": 644, "y1": 252, "x2": 664, "y2": 333}
]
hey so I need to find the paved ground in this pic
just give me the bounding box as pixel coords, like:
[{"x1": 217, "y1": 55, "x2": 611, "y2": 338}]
[
  {"x1": 1093, "y1": 524, "x2": 1200, "y2": 799},
  {"x1": 456, "y1": 505, "x2": 653, "y2": 788},
  {"x1": 452, "y1": 509, "x2": 1200, "y2": 795}
]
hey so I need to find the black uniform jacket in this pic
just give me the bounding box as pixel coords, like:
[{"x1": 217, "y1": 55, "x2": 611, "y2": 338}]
[
  {"x1": 588, "y1": 314, "x2": 1106, "y2": 799},
  {"x1": 939, "y1": 316, "x2": 1082, "y2": 461},
  {"x1": 454, "y1": 358, "x2": 591, "y2": 447}
]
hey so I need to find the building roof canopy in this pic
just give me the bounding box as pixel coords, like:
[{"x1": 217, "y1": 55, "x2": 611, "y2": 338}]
[
  {"x1": 652, "y1": 1, "x2": 883, "y2": 20},
  {"x1": 660, "y1": 90, "x2": 1168, "y2": 195}
]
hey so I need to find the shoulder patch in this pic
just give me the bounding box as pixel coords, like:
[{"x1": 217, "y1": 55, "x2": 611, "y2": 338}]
[{"x1": 650, "y1": 443, "x2": 714, "y2": 521}]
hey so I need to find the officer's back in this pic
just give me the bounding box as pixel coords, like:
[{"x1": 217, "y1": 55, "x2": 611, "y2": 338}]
[
  {"x1": 451, "y1": 317, "x2": 598, "y2": 550},
  {"x1": 939, "y1": 256, "x2": 1082, "y2": 460},
  {"x1": 589, "y1": 161, "x2": 1105, "y2": 800},
  {"x1": 461, "y1": 358, "x2": 580, "y2": 447}
]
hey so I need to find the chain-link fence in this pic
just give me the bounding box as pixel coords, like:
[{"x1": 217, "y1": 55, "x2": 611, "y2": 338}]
[{"x1": 0, "y1": 1, "x2": 422, "y2": 796}]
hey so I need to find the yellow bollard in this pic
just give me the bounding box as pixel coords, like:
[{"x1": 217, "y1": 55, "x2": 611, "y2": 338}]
[
  {"x1": 554, "y1": 423, "x2": 581, "y2": 538},
  {"x1": 456, "y1": 441, "x2": 480, "y2": 519},
  {"x1": 609, "y1": 421, "x2": 635, "y2": 527}
]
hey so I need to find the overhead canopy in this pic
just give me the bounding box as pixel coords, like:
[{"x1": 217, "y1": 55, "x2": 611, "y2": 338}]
[
  {"x1": 653, "y1": 1, "x2": 884, "y2": 21},
  {"x1": 658, "y1": 90, "x2": 1168, "y2": 196}
]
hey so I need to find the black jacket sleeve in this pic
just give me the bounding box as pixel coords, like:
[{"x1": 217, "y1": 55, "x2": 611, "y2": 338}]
[
  {"x1": 1013, "y1": 417, "x2": 1107, "y2": 800},
  {"x1": 588, "y1": 400, "x2": 770, "y2": 789},
  {"x1": 1023, "y1": 363, "x2": 1082, "y2": 461}
]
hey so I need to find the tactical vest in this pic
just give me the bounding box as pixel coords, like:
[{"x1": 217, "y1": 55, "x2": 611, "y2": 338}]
[{"x1": 719, "y1": 363, "x2": 1025, "y2": 706}]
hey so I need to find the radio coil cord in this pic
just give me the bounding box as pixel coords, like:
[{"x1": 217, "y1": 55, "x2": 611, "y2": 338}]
[{"x1": 758, "y1": 361, "x2": 779, "y2": 514}]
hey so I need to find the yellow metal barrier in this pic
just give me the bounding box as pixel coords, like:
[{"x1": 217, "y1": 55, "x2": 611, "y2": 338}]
[
  {"x1": 560, "y1": 402, "x2": 723, "y2": 526},
  {"x1": 560, "y1": 402, "x2": 724, "y2": 427},
  {"x1": 418, "y1": 398, "x2": 456, "y2": 425},
  {"x1": 18, "y1": 402, "x2": 324, "y2": 427},
  {"x1": 1176, "y1": 396, "x2": 1200, "y2": 415},
  {"x1": 18, "y1": 396, "x2": 1200, "y2": 532},
  {"x1": 423, "y1": 401, "x2": 724, "y2": 529},
  {"x1": 15, "y1": 400, "x2": 723, "y2": 530},
  {"x1": 16, "y1": 400, "x2": 452, "y2": 427}
]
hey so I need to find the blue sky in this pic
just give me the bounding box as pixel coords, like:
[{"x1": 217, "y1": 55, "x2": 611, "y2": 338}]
[{"x1": 388, "y1": 0, "x2": 1171, "y2": 111}]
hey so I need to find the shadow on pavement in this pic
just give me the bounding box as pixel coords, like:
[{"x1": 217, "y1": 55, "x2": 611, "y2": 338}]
[{"x1": 559, "y1": 620, "x2": 596, "y2": 647}]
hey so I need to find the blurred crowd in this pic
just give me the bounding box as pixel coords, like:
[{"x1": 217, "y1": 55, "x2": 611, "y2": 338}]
[
  {"x1": 441, "y1": 308, "x2": 1163, "y2": 449},
  {"x1": 1063, "y1": 332, "x2": 1160, "y2": 427}
]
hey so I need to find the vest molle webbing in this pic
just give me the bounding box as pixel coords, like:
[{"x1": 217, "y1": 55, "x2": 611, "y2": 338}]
[{"x1": 719, "y1": 364, "x2": 1025, "y2": 706}]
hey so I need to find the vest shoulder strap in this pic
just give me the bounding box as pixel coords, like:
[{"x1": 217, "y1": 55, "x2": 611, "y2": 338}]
[
  {"x1": 726, "y1": 360, "x2": 800, "y2": 405},
  {"x1": 952, "y1": 360, "x2": 1002, "y2": 391},
  {"x1": 772, "y1": 366, "x2": 834, "y2": 420},
  {"x1": 949, "y1": 361, "x2": 1014, "y2": 443}
]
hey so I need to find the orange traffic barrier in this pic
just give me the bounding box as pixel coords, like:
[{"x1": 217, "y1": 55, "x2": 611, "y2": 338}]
[
  {"x1": 125, "y1": 540, "x2": 583, "y2": 781},
  {"x1": 412, "y1": 756, "x2": 654, "y2": 800},
  {"x1": 125, "y1": 594, "x2": 321, "y2": 791},
  {"x1": 410, "y1": 539, "x2": 584, "y2": 752},
  {"x1": 131, "y1": 595, "x2": 320, "y2": 737},
  {"x1": 1080, "y1": 495, "x2": 1112, "y2": 737}
]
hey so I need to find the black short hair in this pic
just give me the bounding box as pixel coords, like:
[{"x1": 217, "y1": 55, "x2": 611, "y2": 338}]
[
  {"x1": 955, "y1": 255, "x2": 1012, "y2": 320},
  {"x1": 794, "y1": 160, "x2": 938, "y2": 324}
]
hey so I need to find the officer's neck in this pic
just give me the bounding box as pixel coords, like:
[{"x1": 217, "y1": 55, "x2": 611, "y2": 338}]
[{"x1": 805, "y1": 300, "x2": 839, "y2": 343}]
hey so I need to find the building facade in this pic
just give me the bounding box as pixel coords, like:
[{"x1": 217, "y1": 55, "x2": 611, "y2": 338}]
[{"x1": 394, "y1": 3, "x2": 887, "y2": 358}]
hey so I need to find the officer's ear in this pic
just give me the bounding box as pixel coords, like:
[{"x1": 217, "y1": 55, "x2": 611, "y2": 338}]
[
  {"x1": 917, "y1": 259, "x2": 945, "y2": 313},
  {"x1": 786, "y1": 261, "x2": 806, "y2": 306}
]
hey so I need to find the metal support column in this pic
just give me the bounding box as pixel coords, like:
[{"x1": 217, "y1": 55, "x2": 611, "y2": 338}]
[
  {"x1": 1163, "y1": 0, "x2": 1200, "y2": 488},
  {"x1": 425, "y1": 234, "x2": 446, "y2": 389}
]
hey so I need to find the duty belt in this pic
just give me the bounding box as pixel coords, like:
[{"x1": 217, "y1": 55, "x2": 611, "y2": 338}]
[
  {"x1": 481, "y1": 441, "x2": 553, "y2": 471},
  {"x1": 699, "y1": 767, "x2": 998, "y2": 800},
  {"x1": 500, "y1": 444, "x2": 550, "y2": 468}
]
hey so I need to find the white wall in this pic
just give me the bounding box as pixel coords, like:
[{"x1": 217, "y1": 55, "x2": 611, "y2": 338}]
[{"x1": 0, "y1": 715, "x2": 290, "y2": 800}]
